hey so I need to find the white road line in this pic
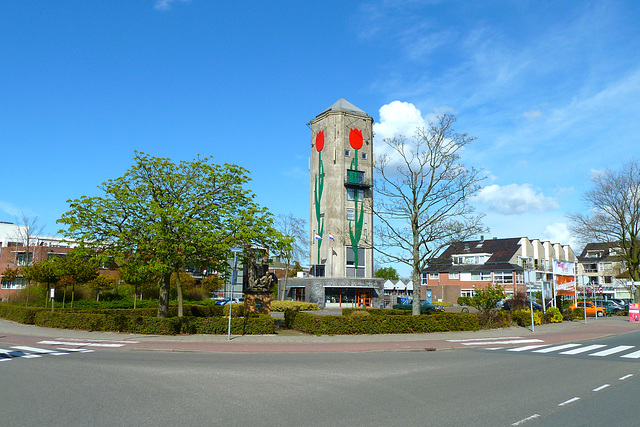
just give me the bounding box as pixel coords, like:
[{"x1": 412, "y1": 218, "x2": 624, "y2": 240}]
[
  {"x1": 38, "y1": 340, "x2": 124, "y2": 348},
  {"x1": 589, "y1": 345, "x2": 635, "y2": 357},
  {"x1": 507, "y1": 345, "x2": 550, "y2": 352},
  {"x1": 11, "y1": 346, "x2": 69, "y2": 356},
  {"x1": 62, "y1": 348, "x2": 94, "y2": 353},
  {"x1": 447, "y1": 337, "x2": 523, "y2": 342},
  {"x1": 511, "y1": 414, "x2": 540, "y2": 425},
  {"x1": 462, "y1": 339, "x2": 544, "y2": 346},
  {"x1": 55, "y1": 338, "x2": 139, "y2": 344},
  {"x1": 0, "y1": 349, "x2": 41, "y2": 359},
  {"x1": 619, "y1": 374, "x2": 633, "y2": 381},
  {"x1": 558, "y1": 397, "x2": 580, "y2": 407},
  {"x1": 592, "y1": 384, "x2": 610, "y2": 392},
  {"x1": 532, "y1": 344, "x2": 581, "y2": 353},
  {"x1": 620, "y1": 349, "x2": 640, "y2": 359},
  {"x1": 559, "y1": 344, "x2": 606, "y2": 355}
]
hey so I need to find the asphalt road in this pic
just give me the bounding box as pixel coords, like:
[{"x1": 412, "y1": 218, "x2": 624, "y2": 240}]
[{"x1": 2, "y1": 330, "x2": 639, "y2": 426}]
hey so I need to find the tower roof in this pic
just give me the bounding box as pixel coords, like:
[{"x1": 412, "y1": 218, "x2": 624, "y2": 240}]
[{"x1": 318, "y1": 98, "x2": 367, "y2": 117}]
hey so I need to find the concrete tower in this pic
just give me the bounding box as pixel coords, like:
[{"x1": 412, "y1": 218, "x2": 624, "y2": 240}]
[{"x1": 308, "y1": 98, "x2": 374, "y2": 279}]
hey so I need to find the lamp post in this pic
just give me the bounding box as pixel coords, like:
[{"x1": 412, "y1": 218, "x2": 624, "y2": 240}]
[{"x1": 228, "y1": 248, "x2": 242, "y2": 341}]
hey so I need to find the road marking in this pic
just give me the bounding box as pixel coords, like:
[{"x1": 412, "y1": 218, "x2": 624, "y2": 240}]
[
  {"x1": 558, "y1": 397, "x2": 580, "y2": 407},
  {"x1": 448, "y1": 337, "x2": 524, "y2": 342},
  {"x1": 619, "y1": 374, "x2": 633, "y2": 380},
  {"x1": 461, "y1": 339, "x2": 545, "y2": 346},
  {"x1": 511, "y1": 414, "x2": 540, "y2": 425},
  {"x1": 11, "y1": 346, "x2": 69, "y2": 356},
  {"x1": 620, "y1": 349, "x2": 640, "y2": 359},
  {"x1": 54, "y1": 338, "x2": 139, "y2": 344},
  {"x1": 507, "y1": 345, "x2": 550, "y2": 352},
  {"x1": 559, "y1": 344, "x2": 606, "y2": 355},
  {"x1": 0, "y1": 349, "x2": 41, "y2": 359},
  {"x1": 592, "y1": 384, "x2": 610, "y2": 392},
  {"x1": 38, "y1": 340, "x2": 125, "y2": 348},
  {"x1": 532, "y1": 344, "x2": 581, "y2": 353},
  {"x1": 589, "y1": 346, "x2": 634, "y2": 357},
  {"x1": 62, "y1": 348, "x2": 94, "y2": 353}
]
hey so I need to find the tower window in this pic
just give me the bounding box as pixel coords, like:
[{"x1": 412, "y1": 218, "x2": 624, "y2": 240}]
[
  {"x1": 362, "y1": 152, "x2": 367, "y2": 160},
  {"x1": 345, "y1": 150, "x2": 350, "y2": 157},
  {"x1": 347, "y1": 209, "x2": 355, "y2": 221}
]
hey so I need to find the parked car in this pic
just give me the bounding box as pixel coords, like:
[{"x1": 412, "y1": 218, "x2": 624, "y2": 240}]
[
  {"x1": 214, "y1": 297, "x2": 243, "y2": 306},
  {"x1": 570, "y1": 301, "x2": 607, "y2": 317},
  {"x1": 610, "y1": 299, "x2": 629, "y2": 311},
  {"x1": 501, "y1": 299, "x2": 543, "y2": 312},
  {"x1": 392, "y1": 300, "x2": 444, "y2": 314},
  {"x1": 595, "y1": 300, "x2": 624, "y2": 313}
]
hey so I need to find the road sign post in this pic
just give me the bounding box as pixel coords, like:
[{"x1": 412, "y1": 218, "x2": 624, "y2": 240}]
[{"x1": 228, "y1": 248, "x2": 242, "y2": 340}]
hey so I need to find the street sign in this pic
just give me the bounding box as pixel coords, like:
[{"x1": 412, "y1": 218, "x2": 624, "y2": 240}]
[{"x1": 230, "y1": 248, "x2": 242, "y2": 253}]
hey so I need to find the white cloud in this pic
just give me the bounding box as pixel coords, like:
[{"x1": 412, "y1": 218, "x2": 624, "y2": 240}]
[
  {"x1": 154, "y1": 0, "x2": 189, "y2": 11},
  {"x1": 520, "y1": 110, "x2": 542, "y2": 121},
  {"x1": 373, "y1": 101, "x2": 432, "y2": 141},
  {"x1": 542, "y1": 222, "x2": 579, "y2": 248},
  {"x1": 0, "y1": 201, "x2": 22, "y2": 218},
  {"x1": 473, "y1": 183, "x2": 560, "y2": 215}
]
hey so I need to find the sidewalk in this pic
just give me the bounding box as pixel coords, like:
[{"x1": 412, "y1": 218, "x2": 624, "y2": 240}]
[{"x1": 1, "y1": 315, "x2": 638, "y2": 353}]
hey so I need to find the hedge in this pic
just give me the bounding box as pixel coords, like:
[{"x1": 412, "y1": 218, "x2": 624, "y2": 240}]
[
  {"x1": 285, "y1": 310, "x2": 480, "y2": 335},
  {"x1": 0, "y1": 303, "x2": 274, "y2": 335}
]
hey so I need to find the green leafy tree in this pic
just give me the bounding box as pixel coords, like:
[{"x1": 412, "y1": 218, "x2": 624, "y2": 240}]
[
  {"x1": 56, "y1": 251, "x2": 99, "y2": 309},
  {"x1": 471, "y1": 284, "x2": 505, "y2": 315},
  {"x1": 1, "y1": 267, "x2": 20, "y2": 303},
  {"x1": 118, "y1": 260, "x2": 158, "y2": 309},
  {"x1": 374, "y1": 266, "x2": 399, "y2": 281},
  {"x1": 21, "y1": 258, "x2": 63, "y2": 307},
  {"x1": 87, "y1": 274, "x2": 117, "y2": 301},
  {"x1": 58, "y1": 152, "x2": 285, "y2": 318}
]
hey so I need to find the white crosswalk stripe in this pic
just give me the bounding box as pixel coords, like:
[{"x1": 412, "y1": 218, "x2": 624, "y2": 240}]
[
  {"x1": 589, "y1": 345, "x2": 634, "y2": 357},
  {"x1": 0, "y1": 346, "x2": 94, "y2": 362},
  {"x1": 559, "y1": 344, "x2": 606, "y2": 355},
  {"x1": 491, "y1": 343, "x2": 638, "y2": 360}
]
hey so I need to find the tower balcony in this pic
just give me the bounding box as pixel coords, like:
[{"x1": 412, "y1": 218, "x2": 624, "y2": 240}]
[{"x1": 344, "y1": 170, "x2": 371, "y2": 189}]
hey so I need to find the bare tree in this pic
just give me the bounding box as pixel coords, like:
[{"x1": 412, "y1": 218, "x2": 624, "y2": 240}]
[
  {"x1": 374, "y1": 114, "x2": 487, "y2": 315},
  {"x1": 12, "y1": 213, "x2": 45, "y2": 266},
  {"x1": 569, "y1": 160, "x2": 640, "y2": 302},
  {"x1": 274, "y1": 213, "x2": 307, "y2": 300}
]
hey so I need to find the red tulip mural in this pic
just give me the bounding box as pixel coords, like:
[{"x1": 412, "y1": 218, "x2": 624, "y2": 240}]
[
  {"x1": 316, "y1": 130, "x2": 325, "y2": 152},
  {"x1": 348, "y1": 128, "x2": 365, "y2": 270},
  {"x1": 349, "y1": 128, "x2": 363, "y2": 150},
  {"x1": 314, "y1": 131, "x2": 325, "y2": 264}
]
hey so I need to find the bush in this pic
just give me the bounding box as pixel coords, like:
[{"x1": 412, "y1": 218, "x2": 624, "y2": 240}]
[
  {"x1": 284, "y1": 309, "x2": 480, "y2": 335},
  {"x1": 270, "y1": 301, "x2": 319, "y2": 312},
  {"x1": 457, "y1": 296, "x2": 472, "y2": 306},
  {"x1": 545, "y1": 307, "x2": 563, "y2": 323},
  {"x1": 0, "y1": 303, "x2": 44, "y2": 324},
  {"x1": 511, "y1": 309, "x2": 542, "y2": 327}
]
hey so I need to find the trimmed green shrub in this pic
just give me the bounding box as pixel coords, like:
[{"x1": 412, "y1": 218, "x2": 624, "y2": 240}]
[
  {"x1": 0, "y1": 303, "x2": 44, "y2": 324},
  {"x1": 457, "y1": 296, "x2": 473, "y2": 306},
  {"x1": 284, "y1": 310, "x2": 480, "y2": 335},
  {"x1": 511, "y1": 309, "x2": 542, "y2": 327},
  {"x1": 270, "y1": 301, "x2": 319, "y2": 312},
  {"x1": 544, "y1": 307, "x2": 563, "y2": 323}
]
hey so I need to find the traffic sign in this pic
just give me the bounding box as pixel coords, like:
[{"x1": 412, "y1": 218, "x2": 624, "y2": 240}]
[{"x1": 230, "y1": 248, "x2": 242, "y2": 253}]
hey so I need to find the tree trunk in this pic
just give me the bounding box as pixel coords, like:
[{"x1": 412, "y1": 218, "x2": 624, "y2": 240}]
[
  {"x1": 158, "y1": 273, "x2": 171, "y2": 318},
  {"x1": 133, "y1": 286, "x2": 138, "y2": 310},
  {"x1": 177, "y1": 272, "x2": 183, "y2": 317}
]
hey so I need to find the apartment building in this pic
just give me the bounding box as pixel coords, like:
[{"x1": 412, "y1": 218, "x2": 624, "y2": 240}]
[{"x1": 421, "y1": 237, "x2": 577, "y2": 303}]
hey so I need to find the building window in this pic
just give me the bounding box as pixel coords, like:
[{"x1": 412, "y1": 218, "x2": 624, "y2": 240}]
[
  {"x1": 347, "y1": 188, "x2": 365, "y2": 201},
  {"x1": 429, "y1": 273, "x2": 439, "y2": 280},
  {"x1": 346, "y1": 247, "x2": 366, "y2": 278},
  {"x1": 345, "y1": 150, "x2": 350, "y2": 157},
  {"x1": 449, "y1": 272, "x2": 459, "y2": 279},
  {"x1": 347, "y1": 209, "x2": 355, "y2": 221},
  {"x1": 362, "y1": 152, "x2": 367, "y2": 159}
]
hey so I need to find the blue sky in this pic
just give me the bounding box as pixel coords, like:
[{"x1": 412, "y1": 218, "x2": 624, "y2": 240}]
[{"x1": 2, "y1": 1, "x2": 639, "y2": 277}]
